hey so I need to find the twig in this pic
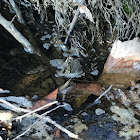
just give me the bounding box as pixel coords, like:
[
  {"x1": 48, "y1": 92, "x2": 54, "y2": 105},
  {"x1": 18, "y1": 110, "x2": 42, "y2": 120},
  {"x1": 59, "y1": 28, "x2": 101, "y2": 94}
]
[
  {"x1": 19, "y1": 111, "x2": 78, "y2": 139},
  {"x1": 0, "y1": 99, "x2": 29, "y2": 113},
  {"x1": 0, "y1": 98, "x2": 78, "y2": 139},
  {"x1": 0, "y1": 14, "x2": 40, "y2": 56},
  {"x1": 81, "y1": 85, "x2": 112, "y2": 111},
  {"x1": 9, "y1": 0, "x2": 24, "y2": 23},
  {"x1": 15, "y1": 101, "x2": 58, "y2": 121},
  {"x1": 64, "y1": 0, "x2": 85, "y2": 44},
  {"x1": 13, "y1": 121, "x2": 37, "y2": 140},
  {"x1": 13, "y1": 104, "x2": 70, "y2": 140},
  {"x1": 10, "y1": 15, "x2": 17, "y2": 23},
  {"x1": 41, "y1": 104, "x2": 66, "y2": 115},
  {"x1": 41, "y1": 116, "x2": 78, "y2": 139},
  {"x1": 94, "y1": 85, "x2": 112, "y2": 104}
]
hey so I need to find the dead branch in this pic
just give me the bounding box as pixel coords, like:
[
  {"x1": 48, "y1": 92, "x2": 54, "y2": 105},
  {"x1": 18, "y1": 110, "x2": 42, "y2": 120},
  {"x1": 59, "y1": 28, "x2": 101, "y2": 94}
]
[
  {"x1": 13, "y1": 104, "x2": 71, "y2": 140},
  {"x1": 9, "y1": 0, "x2": 24, "y2": 23},
  {"x1": 64, "y1": 0, "x2": 85, "y2": 44},
  {"x1": 94, "y1": 85, "x2": 112, "y2": 103},
  {"x1": 15, "y1": 101, "x2": 58, "y2": 120},
  {"x1": 0, "y1": 13, "x2": 40, "y2": 56},
  {"x1": 0, "y1": 98, "x2": 29, "y2": 113},
  {"x1": 13, "y1": 121, "x2": 37, "y2": 140},
  {"x1": 81, "y1": 85, "x2": 112, "y2": 111},
  {"x1": 0, "y1": 98, "x2": 78, "y2": 139}
]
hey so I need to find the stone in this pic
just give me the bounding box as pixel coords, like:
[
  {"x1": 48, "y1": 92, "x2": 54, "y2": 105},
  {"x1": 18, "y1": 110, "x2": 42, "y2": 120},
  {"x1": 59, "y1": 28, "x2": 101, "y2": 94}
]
[
  {"x1": 99, "y1": 38, "x2": 140, "y2": 86},
  {"x1": 95, "y1": 108, "x2": 105, "y2": 115}
]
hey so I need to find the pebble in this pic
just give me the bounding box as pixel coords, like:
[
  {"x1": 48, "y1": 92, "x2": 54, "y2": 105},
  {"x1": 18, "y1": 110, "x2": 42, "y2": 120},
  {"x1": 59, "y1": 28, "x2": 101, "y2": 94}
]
[{"x1": 95, "y1": 108, "x2": 105, "y2": 115}]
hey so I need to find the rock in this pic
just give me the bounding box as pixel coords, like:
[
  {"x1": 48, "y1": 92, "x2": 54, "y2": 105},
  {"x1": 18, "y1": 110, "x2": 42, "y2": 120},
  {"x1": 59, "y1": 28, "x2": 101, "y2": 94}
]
[
  {"x1": 0, "y1": 111, "x2": 13, "y2": 130},
  {"x1": 95, "y1": 108, "x2": 105, "y2": 115},
  {"x1": 62, "y1": 102, "x2": 73, "y2": 111},
  {"x1": 100, "y1": 38, "x2": 140, "y2": 86},
  {"x1": 110, "y1": 104, "x2": 140, "y2": 140},
  {"x1": 73, "y1": 118, "x2": 88, "y2": 134}
]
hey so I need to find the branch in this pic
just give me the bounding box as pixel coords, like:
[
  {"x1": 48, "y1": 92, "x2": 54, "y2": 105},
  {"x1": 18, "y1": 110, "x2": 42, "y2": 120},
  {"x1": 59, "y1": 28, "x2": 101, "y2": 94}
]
[
  {"x1": 0, "y1": 14, "x2": 40, "y2": 56},
  {"x1": 94, "y1": 85, "x2": 112, "y2": 103},
  {"x1": 9, "y1": 0, "x2": 24, "y2": 23},
  {"x1": 0, "y1": 98, "x2": 78, "y2": 139},
  {"x1": 15, "y1": 101, "x2": 58, "y2": 120},
  {"x1": 64, "y1": 0, "x2": 85, "y2": 44},
  {"x1": 13, "y1": 104, "x2": 73, "y2": 140},
  {"x1": 80, "y1": 85, "x2": 112, "y2": 112},
  {"x1": 13, "y1": 121, "x2": 36, "y2": 140},
  {"x1": 0, "y1": 98, "x2": 29, "y2": 113}
]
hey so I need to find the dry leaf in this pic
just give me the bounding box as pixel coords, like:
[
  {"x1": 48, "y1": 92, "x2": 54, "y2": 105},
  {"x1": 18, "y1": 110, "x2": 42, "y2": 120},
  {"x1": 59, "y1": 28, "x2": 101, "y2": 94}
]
[
  {"x1": 52, "y1": 128, "x2": 60, "y2": 138},
  {"x1": 65, "y1": 83, "x2": 102, "y2": 108},
  {"x1": 79, "y1": 5, "x2": 94, "y2": 22},
  {"x1": 30, "y1": 88, "x2": 58, "y2": 110},
  {"x1": 71, "y1": 83, "x2": 102, "y2": 96}
]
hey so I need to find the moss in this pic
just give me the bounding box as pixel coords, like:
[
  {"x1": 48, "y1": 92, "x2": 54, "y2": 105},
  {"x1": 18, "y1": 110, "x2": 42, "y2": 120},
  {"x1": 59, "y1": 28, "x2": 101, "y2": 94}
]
[{"x1": 122, "y1": 0, "x2": 135, "y2": 16}]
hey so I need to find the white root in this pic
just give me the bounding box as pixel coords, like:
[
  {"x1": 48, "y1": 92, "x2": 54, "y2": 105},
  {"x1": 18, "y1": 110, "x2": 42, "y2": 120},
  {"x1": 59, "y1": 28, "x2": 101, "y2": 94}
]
[{"x1": 0, "y1": 14, "x2": 40, "y2": 56}]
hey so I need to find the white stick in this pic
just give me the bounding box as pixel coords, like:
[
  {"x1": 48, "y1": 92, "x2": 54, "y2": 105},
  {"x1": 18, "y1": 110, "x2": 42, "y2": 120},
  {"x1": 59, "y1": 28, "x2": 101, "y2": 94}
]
[
  {"x1": 64, "y1": 0, "x2": 85, "y2": 44},
  {"x1": 0, "y1": 98, "x2": 78, "y2": 139},
  {"x1": 13, "y1": 104, "x2": 72, "y2": 140},
  {"x1": 9, "y1": 0, "x2": 24, "y2": 23},
  {"x1": 0, "y1": 99, "x2": 29, "y2": 113},
  {"x1": 15, "y1": 101, "x2": 58, "y2": 120},
  {"x1": 13, "y1": 121, "x2": 36, "y2": 140},
  {"x1": 38, "y1": 115, "x2": 78, "y2": 139},
  {"x1": 0, "y1": 14, "x2": 40, "y2": 56},
  {"x1": 94, "y1": 85, "x2": 113, "y2": 103},
  {"x1": 41, "y1": 104, "x2": 66, "y2": 115},
  {"x1": 84, "y1": 85, "x2": 112, "y2": 110}
]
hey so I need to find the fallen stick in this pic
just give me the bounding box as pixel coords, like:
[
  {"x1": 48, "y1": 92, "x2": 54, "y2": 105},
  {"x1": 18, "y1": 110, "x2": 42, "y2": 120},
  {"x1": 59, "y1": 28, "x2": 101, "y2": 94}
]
[
  {"x1": 13, "y1": 121, "x2": 36, "y2": 140},
  {"x1": 0, "y1": 14, "x2": 40, "y2": 56},
  {"x1": 94, "y1": 85, "x2": 112, "y2": 104},
  {"x1": 0, "y1": 99, "x2": 29, "y2": 113},
  {"x1": 80, "y1": 85, "x2": 112, "y2": 112},
  {"x1": 0, "y1": 98, "x2": 78, "y2": 139},
  {"x1": 15, "y1": 101, "x2": 58, "y2": 120},
  {"x1": 64, "y1": 0, "x2": 85, "y2": 44},
  {"x1": 41, "y1": 104, "x2": 66, "y2": 115},
  {"x1": 9, "y1": 0, "x2": 24, "y2": 23},
  {"x1": 13, "y1": 104, "x2": 66, "y2": 140}
]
